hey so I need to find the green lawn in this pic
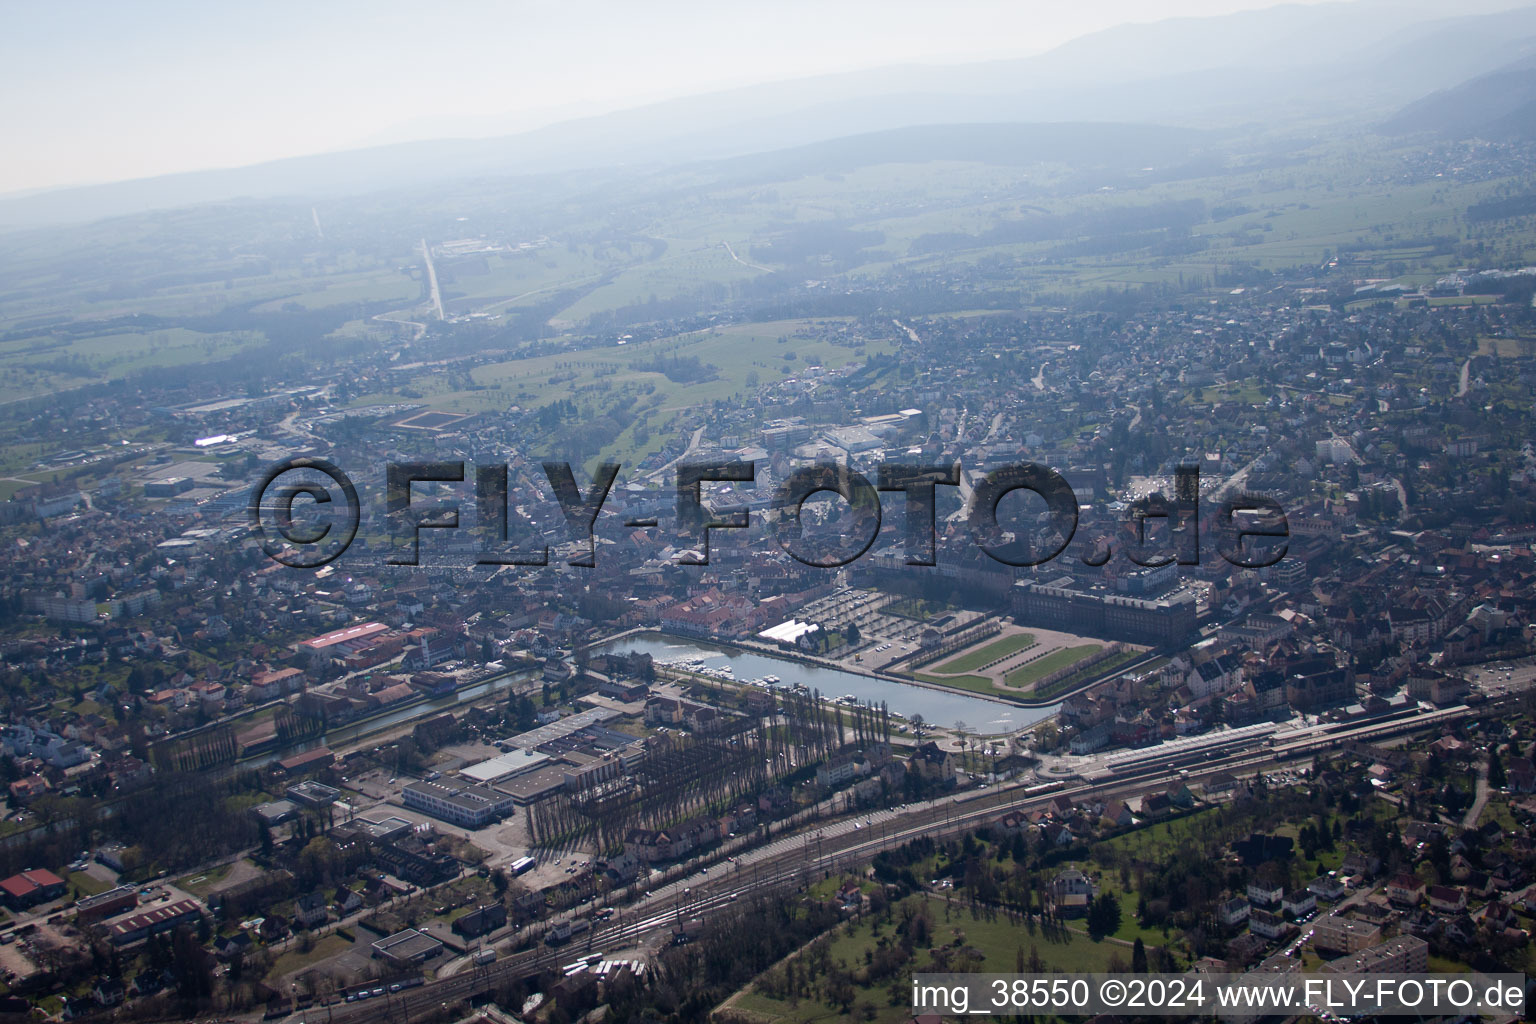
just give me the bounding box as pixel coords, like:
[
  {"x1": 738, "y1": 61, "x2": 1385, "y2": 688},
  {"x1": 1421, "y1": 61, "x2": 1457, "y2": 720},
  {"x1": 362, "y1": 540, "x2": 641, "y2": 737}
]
[
  {"x1": 1031, "y1": 650, "x2": 1140, "y2": 699},
  {"x1": 0, "y1": 479, "x2": 37, "y2": 501},
  {"x1": 175, "y1": 861, "x2": 236, "y2": 897},
  {"x1": 913, "y1": 671, "x2": 1000, "y2": 696},
  {"x1": 1094, "y1": 880, "x2": 1189, "y2": 950},
  {"x1": 730, "y1": 893, "x2": 1132, "y2": 1023},
  {"x1": 554, "y1": 243, "x2": 765, "y2": 323},
  {"x1": 268, "y1": 931, "x2": 355, "y2": 980},
  {"x1": 930, "y1": 633, "x2": 1037, "y2": 674},
  {"x1": 912, "y1": 644, "x2": 1121, "y2": 703},
  {"x1": 465, "y1": 317, "x2": 891, "y2": 472},
  {"x1": 1004, "y1": 645, "x2": 1102, "y2": 688},
  {"x1": 1093, "y1": 807, "x2": 1221, "y2": 863},
  {"x1": 67, "y1": 871, "x2": 112, "y2": 898},
  {"x1": 250, "y1": 268, "x2": 419, "y2": 311}
]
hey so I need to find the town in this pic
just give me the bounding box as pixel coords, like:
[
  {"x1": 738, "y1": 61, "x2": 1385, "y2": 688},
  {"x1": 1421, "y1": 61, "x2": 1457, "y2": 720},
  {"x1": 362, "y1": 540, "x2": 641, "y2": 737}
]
[
  {"x1": 261, "y1": 456, "x2": 1286, "y2": 572},
  {"x1": 3, "y1": 4, "x2": 1536, "y2": 1021}
]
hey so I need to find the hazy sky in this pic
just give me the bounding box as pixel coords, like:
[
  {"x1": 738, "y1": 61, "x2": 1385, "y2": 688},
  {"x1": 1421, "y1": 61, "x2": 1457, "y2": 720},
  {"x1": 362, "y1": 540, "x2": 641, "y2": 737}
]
[{"x1": 0, "y1": 0, "x2": 1391, "y2": 195}]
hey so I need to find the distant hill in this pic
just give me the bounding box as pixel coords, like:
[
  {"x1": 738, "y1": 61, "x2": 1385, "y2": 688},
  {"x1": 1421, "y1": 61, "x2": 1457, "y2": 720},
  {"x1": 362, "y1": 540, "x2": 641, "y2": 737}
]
[
  {"x1": 5, "y1": 1, "x2": 1536, "y2": 227},
  {"x1": 1380, "y1": 55, "x2": 1536, "y2": 141},
  {"x1": 705, "y1": 122, "x2": 1206, "y2": 184}
]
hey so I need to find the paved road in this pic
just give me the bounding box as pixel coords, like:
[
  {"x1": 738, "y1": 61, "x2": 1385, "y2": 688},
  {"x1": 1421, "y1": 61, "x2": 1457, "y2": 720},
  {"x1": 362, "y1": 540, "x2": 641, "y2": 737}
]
[
  {"x1": 721, "y1": 240, "x2": 769, "y2": 273},
  {"x1": 648, "y1": 425, "x2": 708, "y2": 485},
  {"x1": 1209, "y1": 450, "x2": 1269, "y2": 502},
  {"x1": 421, "y1": 238, "x2": 444, "y2": 321},
  {"x1": 981, "y1": 411, "x2": 1005, "y2": 445},
  {"x1": 1463, "y1": 761, "x2": 1491, "y2": 829},
  {"x1": 371, "y1": 310, "x2": 427, "y2": 340},
  {"x1": 892, "y1": 318, "x2": 921, "y2": 344}
]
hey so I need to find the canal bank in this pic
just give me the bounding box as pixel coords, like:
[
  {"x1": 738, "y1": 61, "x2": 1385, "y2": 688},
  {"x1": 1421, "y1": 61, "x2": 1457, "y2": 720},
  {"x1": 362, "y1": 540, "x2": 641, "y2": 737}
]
[{"x1": 599, "y1": 631, "x2": 1058, "y2": 736}]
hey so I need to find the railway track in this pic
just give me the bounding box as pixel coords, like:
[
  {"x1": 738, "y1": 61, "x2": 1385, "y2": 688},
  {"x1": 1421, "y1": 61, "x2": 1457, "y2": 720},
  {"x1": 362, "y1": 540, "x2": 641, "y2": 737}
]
[{"x1": 297, "y1": 695, "x2": 1507, "y2": 1024}]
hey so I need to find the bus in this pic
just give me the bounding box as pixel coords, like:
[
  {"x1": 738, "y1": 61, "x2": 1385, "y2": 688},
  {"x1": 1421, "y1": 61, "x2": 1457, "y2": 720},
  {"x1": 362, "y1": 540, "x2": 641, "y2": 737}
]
[{"x1": 510, "y1": 856, "x2": 536, "y2": 876}]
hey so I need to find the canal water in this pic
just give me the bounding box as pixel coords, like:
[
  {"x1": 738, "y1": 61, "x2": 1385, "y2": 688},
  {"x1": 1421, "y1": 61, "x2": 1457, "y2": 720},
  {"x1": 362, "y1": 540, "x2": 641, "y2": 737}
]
[{"x1": 602, "y1": 634, "x2": 1058, "y2": 736}]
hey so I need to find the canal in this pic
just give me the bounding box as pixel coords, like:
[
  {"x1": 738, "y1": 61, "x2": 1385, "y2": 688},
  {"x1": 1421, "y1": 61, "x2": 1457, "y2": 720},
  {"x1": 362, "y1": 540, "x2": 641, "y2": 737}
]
[{"x1": 602, "y1": 634, "x2": 1058, "y2": 736}]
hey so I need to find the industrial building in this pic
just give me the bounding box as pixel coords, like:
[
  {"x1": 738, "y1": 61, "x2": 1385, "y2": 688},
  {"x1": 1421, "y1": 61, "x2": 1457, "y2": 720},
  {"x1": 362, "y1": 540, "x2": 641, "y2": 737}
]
[
  {"x1": 107, "y1": 899, "x2": 204, "y2": 946},
  {"x1": 0, "y1": 868, "x2": 66, "y2": 910},
  {"x1": 401, "y1": 777, "x2": 517, "y2": 828},
  {"x1": 372, "y1": 928, "x2": 444, "y2": 965}
]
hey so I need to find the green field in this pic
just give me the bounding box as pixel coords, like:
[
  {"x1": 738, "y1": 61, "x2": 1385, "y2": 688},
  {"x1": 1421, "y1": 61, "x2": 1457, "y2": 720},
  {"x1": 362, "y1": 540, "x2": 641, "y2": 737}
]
[
  {"x1": 1031, "y1": 650, "x2": 1141, "y2": 699},
  {"x1": 0, "y1": 128, "x2": 1529, "y2": 416},
  {"x1": 268, "y1": 931, "x2": 355, "y2": 981},
  {"x1": 174, "y1": 861, "x2": 236, "y2": 897},
  {"x1": 472, "y1": 319, "x2": 880, "y2": 406},
  {"x1": 0, "y1": 327, "x2": 266, "y2": 402},
  {"x1": 66, "y1": 870, "x2": 112, "y2": 898},
  {"x1": 440, "y1": 245, "x2": 622, "y2": 313},
  {"x1": 250, "y1": 267, "x2": 420, "y2": 311},
  {"x1": 553, "y1": 243, "x2": 766, "y2": 323},
  {"x1": 728, "y1": 893, "x2": 1133, "y2": 1023},
  {"x1": 913, "y1": 643, "x2": 1113, "y2": 701},
  {"x1": 1004, "y1": 645, "x2": 1102, "y2": 689},
  {"x1": 469, "y1": 319, "x2": 890, "y2": 468},
  {"x1": 334, "y1": 316, "x2": 894, "y2": 473},
  {"x1": 929, "y1": 633, "x2": 1037, "y2": 675},
  {"x1": 912, "y1": 671, "x2": 1002, "y2": 697}
]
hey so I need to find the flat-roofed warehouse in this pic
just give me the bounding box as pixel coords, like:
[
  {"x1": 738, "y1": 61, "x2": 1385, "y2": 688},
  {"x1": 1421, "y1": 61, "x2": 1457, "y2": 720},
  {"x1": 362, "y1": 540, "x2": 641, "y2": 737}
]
[
  {"x1": 76, "y1": 885, "x2": 138, "y2": 923},
  {"x1": 402, "y1": 776, "x2": 517, "y2": 827},
  {"x1": 144, "y1": 476, "x2": 194, "y2": 498},
  {"x1": 458, "y1": 747, "x2": 550, "y2": 785},
  {"x1": 140, "y1": 460, "x2": 226, "y2": 486},
  {"x1": 347, "y1": 815, "x2": 415, "y2": 842},
  {"x1": 251, "y1": 799, "x2": 298, "y2": 825},
  {"x1": 537, "y1": 723, "x2": 641, "y2": 760},
  {"x1": 372, "y1": 928, "x2": 444, "y2": 965},
  {"x1": 499, "y1": 707, "x2": 617, "y2": 750},
  {"x1": 286, "y1": 780, "x2": 341, "y2": 806},
  {"x1": 496, "y1": 765, "x2": 569, "y2": 805}
]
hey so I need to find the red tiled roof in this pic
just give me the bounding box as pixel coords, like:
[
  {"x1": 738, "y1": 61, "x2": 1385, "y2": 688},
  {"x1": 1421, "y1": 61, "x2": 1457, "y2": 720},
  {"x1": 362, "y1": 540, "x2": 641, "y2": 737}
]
[
  {"x1": 108, "y1": 899, "x2": 202, "y2": 937},
  {"x1": 300, "y1": 622, "x2": 388, "y2": 650},
  {"x1": 0, "y1": 869, "x2": 64, "y2": 900},
  {"x1": 0, "y1": 877, "x2": 34, "y2": 899}
]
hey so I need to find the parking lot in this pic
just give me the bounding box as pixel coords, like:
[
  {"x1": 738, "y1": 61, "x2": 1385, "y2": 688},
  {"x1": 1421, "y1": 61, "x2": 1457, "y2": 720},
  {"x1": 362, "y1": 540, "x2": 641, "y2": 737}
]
[{"x1": 1466, "y1": 657, "x2": 1536, "y2": 695}]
